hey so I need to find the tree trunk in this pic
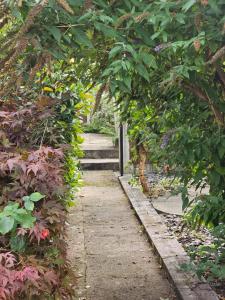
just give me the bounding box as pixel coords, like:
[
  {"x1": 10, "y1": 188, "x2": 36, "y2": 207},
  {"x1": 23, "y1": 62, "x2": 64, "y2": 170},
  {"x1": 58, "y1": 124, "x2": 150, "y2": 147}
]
[{"x1": 137, "y1": 143, "x2": 150, "y2": 194}]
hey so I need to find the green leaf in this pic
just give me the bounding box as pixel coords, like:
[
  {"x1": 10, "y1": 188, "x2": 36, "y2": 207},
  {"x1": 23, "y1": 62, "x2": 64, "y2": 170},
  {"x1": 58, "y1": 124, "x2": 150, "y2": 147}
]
[
  {"x1": 109, "y1": 46, "x2": 122, "y2": 59},
  {"x1": 22, "y1": 196, "x2": 30, "y2": 202},
  {"x1": 126, "y1": 45, "x2": 138, "y2": 60},
  {"x1": 135, "y1": 63, "x2": 150, "y2": 81},
  {"x1": 15, "y1": 214, "x2": 36, "y2": 229},
  {"x1": 175, "y1": 13, "x2": 186, "y2": 24},
  {"x1": 3, "y1": 203, "x2": 19, "y2": 215},
  {"x1": 48, "y1": 48, "x2": 65, "y2": 59},
  {"x1": 29, "y1": 192, "x2": 45, "y2": 202},
  {"x1": 140, "y1": 52, "x2": 157, "y2": 69},
  {"x1": 0, "y1": 216, "x2": 14, "y2": 234},
  {"x1": 182, "y1": 0, "x2": 196, "y2": 12},
  {"x1": 10, "y1": 235, "x2": 26, "y2": 253},
  {"x1": 123, "y1": 76, "x2": 131, "y2": 90},
  {"x1": 182, "y1": 195, "x2": 189, "y2": 210},
  {"x1": 24, "y1": 200, "x2": 34, "y2": 211},
  {"x1": 71, "y1": 28, "x2": 93, "y2": 48},
  {"x1": 215, "y1": 166, "x2": 225, "y2": 176},
  {"x1": 94, "y1": 22, "x2": 118, "y2": 38},
  {"x1": 218, "y1": 145, "x2": 225, "y2": 159},
  {"x1": 210, "y1": 170, "x2": 220, "y2": 186},
  {"x1": 47, "y1": 26, "x2": 62, "y2": 43}
]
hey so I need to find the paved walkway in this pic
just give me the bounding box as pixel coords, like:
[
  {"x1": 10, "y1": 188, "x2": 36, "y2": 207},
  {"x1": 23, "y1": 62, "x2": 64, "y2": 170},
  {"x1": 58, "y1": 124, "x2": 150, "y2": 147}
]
[{"x1": 67, "y1": 171, "x2": 176, "y2": 300}]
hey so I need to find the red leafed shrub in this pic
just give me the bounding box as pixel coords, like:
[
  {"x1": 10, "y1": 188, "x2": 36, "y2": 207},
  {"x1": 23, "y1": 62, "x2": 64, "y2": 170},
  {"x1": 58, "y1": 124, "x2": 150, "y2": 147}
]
[
  {"x1": 0, "y1": 252, "x2": 60, "y2": 299},
  {"x1": 0, "y1": 100, "x2": 76, "y2": 299},
  {"x1": 0, "y1": 146, "x2": 65, "y2": 200},
  {"x1": 0, "y1": 100, "x2": 59, "y2": 149}
]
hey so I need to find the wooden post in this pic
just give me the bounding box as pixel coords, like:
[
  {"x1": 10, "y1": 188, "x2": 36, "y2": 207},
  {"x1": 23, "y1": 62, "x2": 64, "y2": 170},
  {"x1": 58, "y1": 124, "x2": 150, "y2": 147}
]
[{"x1": 119, "y1": 123, "x2": 130, "y2": 176}]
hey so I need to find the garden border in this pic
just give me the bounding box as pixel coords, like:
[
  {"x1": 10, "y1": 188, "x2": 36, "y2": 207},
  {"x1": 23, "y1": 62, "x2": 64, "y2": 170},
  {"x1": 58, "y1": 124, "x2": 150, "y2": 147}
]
[{"x1": 119, "y1": 174, "x2": 219, "y2": 300}]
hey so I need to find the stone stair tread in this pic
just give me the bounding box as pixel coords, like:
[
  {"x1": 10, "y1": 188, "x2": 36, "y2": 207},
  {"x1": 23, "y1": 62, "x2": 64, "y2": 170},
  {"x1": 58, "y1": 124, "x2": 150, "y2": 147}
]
[
  {"x1": 80, "y1": 158, "x2": 119, "y2": 164},
  {"x1": 80, "y1": 158, "x2": 119, "y2": 171},
  {"x1": 80, "y1": 134, "x2": 119, "y2": 170},
  {"x1": 83, "y1": 149, "x2": 119, "y2": 159},
  {"x1": 82, "y1": 146, "x2": 115, "y2": 150}
]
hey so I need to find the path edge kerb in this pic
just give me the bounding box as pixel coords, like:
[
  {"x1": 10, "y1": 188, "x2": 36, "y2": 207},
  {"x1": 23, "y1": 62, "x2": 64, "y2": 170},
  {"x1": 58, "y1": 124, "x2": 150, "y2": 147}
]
[{"x1": 119, "y1": 174, "x2": 219, "y2": 300}]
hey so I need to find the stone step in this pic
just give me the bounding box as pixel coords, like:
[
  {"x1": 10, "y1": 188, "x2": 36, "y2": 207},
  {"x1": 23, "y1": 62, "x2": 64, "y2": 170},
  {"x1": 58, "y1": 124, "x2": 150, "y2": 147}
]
[
  {"x1": 80, "y1": 158, "x2": 119, "y2": 171},
  {"x1": 84, "y1": 148, "x2": 119, "y2": 159}
]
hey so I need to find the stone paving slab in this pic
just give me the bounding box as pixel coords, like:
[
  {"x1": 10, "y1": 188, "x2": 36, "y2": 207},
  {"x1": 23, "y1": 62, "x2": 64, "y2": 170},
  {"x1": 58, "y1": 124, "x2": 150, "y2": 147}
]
[
  {"x1": 152, "y1": 194, "x2": 183, "y2": 216},
  {"x1": 86, "y1": 275, "x2": 175, "y2": 300},
  {"x1": 67, "y1": 171, "x2": 176, "y2": 300},
  {"x1": 151, "y1": 184, "x2": 210, "y2": 216}
]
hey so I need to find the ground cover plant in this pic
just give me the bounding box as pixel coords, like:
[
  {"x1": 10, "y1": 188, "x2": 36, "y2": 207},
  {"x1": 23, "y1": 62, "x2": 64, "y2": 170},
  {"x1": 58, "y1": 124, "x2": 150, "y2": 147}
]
[{"x1": 0, "y1": 0, "x2": 225, "y2": 298}]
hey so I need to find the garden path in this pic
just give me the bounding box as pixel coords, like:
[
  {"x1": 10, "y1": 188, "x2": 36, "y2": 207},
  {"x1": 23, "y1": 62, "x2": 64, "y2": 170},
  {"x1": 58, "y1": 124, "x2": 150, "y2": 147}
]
[{"x1": 67, "y1": 170, "x2": 176, "y2": 300}]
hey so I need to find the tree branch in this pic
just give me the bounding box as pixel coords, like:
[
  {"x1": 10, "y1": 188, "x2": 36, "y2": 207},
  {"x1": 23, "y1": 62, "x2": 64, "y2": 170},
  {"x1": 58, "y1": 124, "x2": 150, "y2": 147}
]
[
  {"x1": 183, "y1": 82, "x2": 224, "y2": 126},
  {"x1": 182, "y1": 82, "x2": 208, "y2": 102},
  {"x1": 206, "y1": 45, "x2": 225, "y2": 65},
  {"x1": 92, "y1": 82, "x2": 107, "y2": 115},
  {"x1": 216, "y1": 66, "x2": 225, "y2": 87}
]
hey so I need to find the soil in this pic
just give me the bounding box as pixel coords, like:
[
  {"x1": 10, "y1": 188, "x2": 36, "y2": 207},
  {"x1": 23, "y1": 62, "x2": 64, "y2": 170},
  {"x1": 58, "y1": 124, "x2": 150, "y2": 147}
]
[
  {"x1": 162, "y1": 211, "x2": 225, "y2": 299},
  {"x1": 146, "y1": 172, "x2": 225, "y2": 299}
]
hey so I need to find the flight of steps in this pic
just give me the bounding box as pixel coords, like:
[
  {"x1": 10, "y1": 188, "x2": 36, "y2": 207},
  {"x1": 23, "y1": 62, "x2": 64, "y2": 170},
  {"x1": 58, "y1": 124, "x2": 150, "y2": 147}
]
[{"x1": 80, "y1": 134, "x2": 119, "y2": 171}]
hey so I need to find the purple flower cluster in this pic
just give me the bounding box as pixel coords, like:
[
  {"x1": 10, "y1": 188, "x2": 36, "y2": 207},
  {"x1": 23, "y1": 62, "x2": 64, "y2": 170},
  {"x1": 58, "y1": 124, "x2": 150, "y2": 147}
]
[
  {"x1": 160, "y1": 131, "x2": 173, "y2": 149},
  {"x1": 154, "y1": 43, "x2": 171, "y2": 53}
]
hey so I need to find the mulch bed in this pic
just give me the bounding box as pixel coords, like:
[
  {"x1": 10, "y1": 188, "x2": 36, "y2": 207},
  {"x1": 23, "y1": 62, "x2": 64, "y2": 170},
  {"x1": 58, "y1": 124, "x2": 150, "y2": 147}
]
[
  {"x1": 144, "y1": 172, "x2": 225, "y2": 299},
  {"x1": 161, "y1": 213, "x2": 225, "y2": 299}
]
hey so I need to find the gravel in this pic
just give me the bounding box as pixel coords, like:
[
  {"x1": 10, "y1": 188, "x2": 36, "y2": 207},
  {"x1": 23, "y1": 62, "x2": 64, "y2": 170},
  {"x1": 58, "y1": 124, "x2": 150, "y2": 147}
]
[
  {"x1": 144, "y1": 171, "x2": 225, "y2": 298},
  {"x1": 161, "y1": 213, "x2": 225, "y2": 299}
]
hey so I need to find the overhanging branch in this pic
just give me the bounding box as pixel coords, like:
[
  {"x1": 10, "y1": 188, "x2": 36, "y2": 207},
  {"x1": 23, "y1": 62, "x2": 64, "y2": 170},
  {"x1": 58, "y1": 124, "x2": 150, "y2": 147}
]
[
  {"x1": 183, "y1": 82, "x2": 224, "y2": 126},
  {"x1": 182, "y1": 82, "x2": 208, "y2": 102},
  {"x1": 206, "y1": 45, "x2": 225, "y2": 65}
]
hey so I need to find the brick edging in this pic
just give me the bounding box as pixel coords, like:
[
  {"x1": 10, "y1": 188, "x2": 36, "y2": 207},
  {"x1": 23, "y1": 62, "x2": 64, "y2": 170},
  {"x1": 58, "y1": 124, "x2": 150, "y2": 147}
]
[{"x1": 119, "y1": 175, "x2": 219, "y2": 300}]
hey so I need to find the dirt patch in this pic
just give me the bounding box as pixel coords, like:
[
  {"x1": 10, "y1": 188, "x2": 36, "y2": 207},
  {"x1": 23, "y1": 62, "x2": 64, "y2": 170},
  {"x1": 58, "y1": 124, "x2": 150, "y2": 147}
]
[{"x1": 162, "y1": 213, "x2": 225, "y2": 299}]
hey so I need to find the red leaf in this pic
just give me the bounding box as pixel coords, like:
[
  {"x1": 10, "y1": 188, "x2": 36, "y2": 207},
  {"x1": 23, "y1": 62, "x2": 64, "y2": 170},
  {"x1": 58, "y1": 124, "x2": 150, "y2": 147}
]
[
  {"x1": 0, "y1": 252, "x2": 17, "y2": 269},
  {"x1": 44, "y1": 271, "x2": 59, "y2": 286}
]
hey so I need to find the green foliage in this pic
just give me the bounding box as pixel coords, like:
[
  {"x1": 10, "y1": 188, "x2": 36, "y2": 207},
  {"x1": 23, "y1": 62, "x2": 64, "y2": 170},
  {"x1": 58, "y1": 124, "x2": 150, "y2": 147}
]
[
  {"x1": 0, "y1": 192, "x2": 44, "y2": 234},
  {"x1": 2, "y1": 0, "x2": 223, "y2": 228},
  {"x1": 23, "y1": 192, "x2": 45, "y2": 211},
  {"x1": 9, "y1": 235, "x2": 27, "y2": 253},
  {"x1": 84, "y1": 95, "x2": 116, "y2": 137},
  {"x1": 1, "y1": 0, "x2": 225, "y2": 296},
  {"x1": 84, "y1": 117, "x2": 115, "y2": 136},
  {"x1": 183, "y1": 224, "x2": 225, "y2": 282}
]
